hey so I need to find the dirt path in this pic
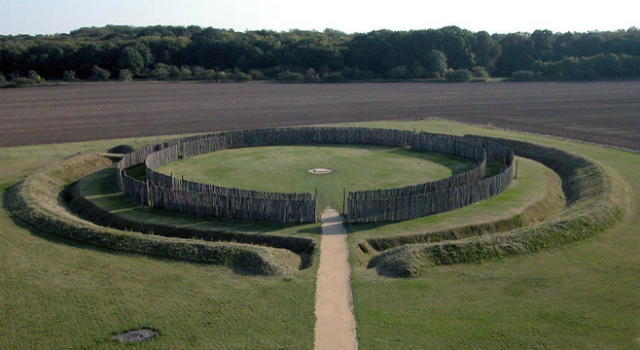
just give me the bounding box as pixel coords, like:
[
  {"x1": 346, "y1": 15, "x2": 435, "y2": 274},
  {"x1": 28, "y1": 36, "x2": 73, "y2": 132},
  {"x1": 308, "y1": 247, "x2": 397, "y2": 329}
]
[{"x1": 314, "y1": 208, "x2": 358, "y2": 350}]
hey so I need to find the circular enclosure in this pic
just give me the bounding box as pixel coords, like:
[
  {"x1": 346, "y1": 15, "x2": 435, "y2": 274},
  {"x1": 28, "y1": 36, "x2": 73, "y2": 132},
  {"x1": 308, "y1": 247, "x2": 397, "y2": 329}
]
[
  {"x1": 155, "y1": 145, "x2": 475, "y2": 211},
  {"x1": 116, "y1": 127, "x2": 513, "y2": 223}
]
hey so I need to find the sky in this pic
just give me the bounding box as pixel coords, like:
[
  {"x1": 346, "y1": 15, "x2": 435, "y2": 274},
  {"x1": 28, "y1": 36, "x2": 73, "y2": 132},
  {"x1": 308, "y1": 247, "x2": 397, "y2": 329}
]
[{"x1": 0, "y1": 0, "x2": 638, "y2": 36}]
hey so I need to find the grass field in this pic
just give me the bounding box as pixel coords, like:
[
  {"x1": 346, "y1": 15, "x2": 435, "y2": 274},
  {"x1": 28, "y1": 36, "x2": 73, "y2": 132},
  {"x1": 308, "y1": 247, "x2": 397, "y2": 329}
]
[
  {"x1": 0, "y1": 137, "x2": 317, "y2": 350},
  {"x1": 0, "y1": 119, "x2": 638, "y2": 349},
  {"x1": 156, "y1": 145, "x2": 475, "y2": 211},
  {"x1": 339, "y1": 120, "x2": 640, "y2": 350}
]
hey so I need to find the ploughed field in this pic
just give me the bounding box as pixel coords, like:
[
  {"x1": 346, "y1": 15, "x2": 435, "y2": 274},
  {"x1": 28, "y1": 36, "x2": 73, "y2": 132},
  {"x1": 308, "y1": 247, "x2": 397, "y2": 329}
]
[{"x1": 1, "y1": 81, "x2": 639, "y2": 150}]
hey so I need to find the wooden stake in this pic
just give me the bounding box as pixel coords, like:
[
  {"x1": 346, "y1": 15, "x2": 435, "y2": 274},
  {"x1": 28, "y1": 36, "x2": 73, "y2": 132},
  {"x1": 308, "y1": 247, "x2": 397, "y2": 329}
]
[{"x1": 343, "y1": 188, "x2": 346, "y2": 214}]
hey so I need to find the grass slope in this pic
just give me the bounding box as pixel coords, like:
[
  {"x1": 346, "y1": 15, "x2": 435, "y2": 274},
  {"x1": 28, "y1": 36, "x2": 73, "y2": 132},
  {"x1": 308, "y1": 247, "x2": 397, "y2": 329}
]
[
  {"x1": 354, "y1": 157, "x2": 564, "y2": 269},
  {"x1": 5, "y1": 153, "x2": 301, "y2": 276},
  {"x1": 348, "y1": 156, "x2": 562, "y2": 242},
  {"x1": 362, "y1": 163, "x2": 565, "y2": 276},
  {"x1": 0, "y1": 139, "x2": 316, "y2": 350},
  {"x1": 369, "y1": 137, "x2": 623, "y2": 277},
  {"x1": 342, "y1": 120, "x2": 639, "y2": 350}
]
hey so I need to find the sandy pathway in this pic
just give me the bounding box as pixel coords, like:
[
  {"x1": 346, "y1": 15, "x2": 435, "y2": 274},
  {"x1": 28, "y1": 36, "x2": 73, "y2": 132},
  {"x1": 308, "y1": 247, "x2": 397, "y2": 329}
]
[{"x1": 314, "y1": 208, "x2": 358, "y2": 350}]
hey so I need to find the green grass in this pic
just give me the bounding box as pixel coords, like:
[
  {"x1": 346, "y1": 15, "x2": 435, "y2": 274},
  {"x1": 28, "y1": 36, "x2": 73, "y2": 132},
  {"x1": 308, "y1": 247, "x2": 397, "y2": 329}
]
[
  {"x1": 359, "y1": 160, "x2": 566, "y2": 272},
  {"x1": 0, "y1": 138, "x2": 316, "y2": 350},
  {"x1": 78, "y1": 166, "x2": 321, "y2": 239},
  {"x1": 156, "y1": 144, "x2": 475, "y2": 211},
  {"x1": 338, "y1": 120, "x2": 640, "y2": 350},
  {"x1": 348, "y1": 156, "x2": 562, "y2": 242},
  {"x1": 1, "y1": 119, "x2": 639, "y2": 349},
  {"x1": 365, "y1": 135, "x2": 623, "y2": 277},
  {"x1": 7, "y1": 153, "x2": 302, "y2": 276}
]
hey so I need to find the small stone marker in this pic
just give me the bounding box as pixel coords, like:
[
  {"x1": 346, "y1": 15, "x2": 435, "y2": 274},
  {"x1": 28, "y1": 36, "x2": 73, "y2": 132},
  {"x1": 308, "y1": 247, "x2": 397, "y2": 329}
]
[
  {"x1": 112, "y1": 328, "x2": 157, "y2": 343},
  {"x1": 308, "y1": 168, "x2": 332, "y2": 175}
]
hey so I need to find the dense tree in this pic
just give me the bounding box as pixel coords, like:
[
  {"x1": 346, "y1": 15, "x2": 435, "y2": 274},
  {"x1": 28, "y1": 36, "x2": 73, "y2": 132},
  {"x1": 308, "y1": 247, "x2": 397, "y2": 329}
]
[
  {"x1": 409, "y1": 60, "x2": 426, "y2": 78},
  {"x1": 425, "y1": 49, "x2": 447, "y2": 77},
  {"x1": 63, "y1": 70, "x2": 78, "y2": 82},
  {"x1": 27, "y1": 70, "x2": 44, "y2": 84},
  {"x1": 89, "y1": 65, "x2": 110, "y2": 81},
  {"x1": 322, "y1": 72, "x2": 345, "y2": 82},
  {"x1": 118, "y1": 69, "x2": 133, "y2": 81},
  {"x1": 444, "y1": 69, "x2": 473, "y2": 82},
  {"x1": 530, "y1": 53, "x2": 640, "y2": 80},
  {"x1": 276, "y1": 70, "x2": 304, "y2": 82},
  {"x1": 387, "y1": 65, "x2": 408, "y2": 79},
  {"x1": 511, "y1": 70, "x2": 535, "y2": 81},
  {"x1": 494, "y1": 33, "x2": 535, "y2": 76},
  {"x1": 345, "y1": 30, "x2": 397, "y2": 74},
  {"x1": 304, "y1": 68, "x2": 320, "y2": 82},
  {"x1": 118, "y1": 47, "x2": 144, "y2": 75},
  {"x1": 472, "y1": 66, "x2": 489, "y2": 78},
  {"x1": 1, "y1": 25, "x2": 639, "y2": 82},
  {"x1": 531, "y1": 30, "x2": 555, "y2": 61},
  {"x1": 438, "y1": 26, "x2": 476, "y2": 69},
  {"x1": 473, "y1": 31, "x2": 501, "y2": 73}
]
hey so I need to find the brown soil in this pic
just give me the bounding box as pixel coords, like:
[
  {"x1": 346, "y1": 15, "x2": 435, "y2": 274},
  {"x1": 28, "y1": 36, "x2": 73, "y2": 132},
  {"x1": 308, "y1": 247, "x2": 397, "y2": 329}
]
[
  {"x1": 1, "y1": 81, "x2": 639, "y2": 150},
  {"x1": 314, "y1": 208, "x2": 358, "y2": 350}
]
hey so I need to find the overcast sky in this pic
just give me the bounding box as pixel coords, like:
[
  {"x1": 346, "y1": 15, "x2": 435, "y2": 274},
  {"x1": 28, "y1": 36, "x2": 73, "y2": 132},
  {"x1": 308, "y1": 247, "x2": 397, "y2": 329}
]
[{"x1": 1, "y1": 0, "x2": 638, "y2": 35}]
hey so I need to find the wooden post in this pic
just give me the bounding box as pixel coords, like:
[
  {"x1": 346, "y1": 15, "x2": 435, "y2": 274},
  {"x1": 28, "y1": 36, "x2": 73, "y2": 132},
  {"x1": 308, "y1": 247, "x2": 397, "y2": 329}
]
[
  {"x1": 515, "y1": 159, "x2": 519, "y2": 179},
  {"x1": 343, "y1": 188, "x2": 346, "y2": 214},
  {"x1": 146, "y1": 179, "x2": 151, "y2": 207}
]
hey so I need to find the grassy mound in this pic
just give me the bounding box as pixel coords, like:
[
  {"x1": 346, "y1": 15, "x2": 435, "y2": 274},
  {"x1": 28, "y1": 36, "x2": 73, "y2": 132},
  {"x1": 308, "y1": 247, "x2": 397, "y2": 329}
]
[
  {"x1": 368, "y1": 139, "x2": 625, "y2": 277},
  {"x1": 352, "y1": 156, "x2": 562, "y2": 267},
  {"x1": 361, "y1": 168, "x2": 563, "y2": 253},
  {"x1": 69, "y1": 171, "x2": 315, "y2": 253},
  {"x1": 67, "y1": 171, "x2": 315, "y2": 268},
  {"x1": 5, "y1": 153, "x2": 301, "y2": 276}
]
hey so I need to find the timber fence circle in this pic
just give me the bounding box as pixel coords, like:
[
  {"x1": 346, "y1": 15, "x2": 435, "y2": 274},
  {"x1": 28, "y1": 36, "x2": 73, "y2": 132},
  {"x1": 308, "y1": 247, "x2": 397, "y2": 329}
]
[{"x1": 116, "y1": 127, "x2": 513, "y2": 224}]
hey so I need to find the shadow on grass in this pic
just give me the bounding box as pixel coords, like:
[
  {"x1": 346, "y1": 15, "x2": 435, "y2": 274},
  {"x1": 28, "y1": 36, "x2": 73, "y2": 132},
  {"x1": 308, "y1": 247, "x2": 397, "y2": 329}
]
[
  {"x1": 86, "y1": 166, "x2": 320, "y2": 233},
  {"x1": 384, "y1": 147, "x2": 477, "y2": 175},
  {"x1": 3, "y1": 180, "x2": 316, "y2": 273},
  {"x1": 2, "y1": 183, "x2": 187, "y2": 265}
]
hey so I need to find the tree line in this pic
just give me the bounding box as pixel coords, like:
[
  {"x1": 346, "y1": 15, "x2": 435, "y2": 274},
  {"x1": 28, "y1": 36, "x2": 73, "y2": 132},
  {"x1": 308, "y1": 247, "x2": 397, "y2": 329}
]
[{"x1": 1, "y1": 25, "x2": 639, "y2": 86}]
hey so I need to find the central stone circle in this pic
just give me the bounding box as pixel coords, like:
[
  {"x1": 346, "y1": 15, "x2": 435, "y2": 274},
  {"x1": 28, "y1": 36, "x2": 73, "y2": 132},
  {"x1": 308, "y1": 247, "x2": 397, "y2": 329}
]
[{"x1": 308, "y1": 167, "x2": 333, "y2": 174}]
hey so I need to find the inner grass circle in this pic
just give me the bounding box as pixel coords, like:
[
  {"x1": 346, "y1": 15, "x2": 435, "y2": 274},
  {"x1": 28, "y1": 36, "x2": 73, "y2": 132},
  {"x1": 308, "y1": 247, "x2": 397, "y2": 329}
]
[{"x1": 156, "y1": 145, "x2": 476, "y2": 210}]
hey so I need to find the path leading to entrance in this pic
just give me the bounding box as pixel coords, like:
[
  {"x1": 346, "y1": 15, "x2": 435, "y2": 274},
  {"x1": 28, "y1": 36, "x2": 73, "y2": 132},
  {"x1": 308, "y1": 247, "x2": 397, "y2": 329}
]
[{"x1": 314, "y1": 208, "x2": 358, "y2": 350}]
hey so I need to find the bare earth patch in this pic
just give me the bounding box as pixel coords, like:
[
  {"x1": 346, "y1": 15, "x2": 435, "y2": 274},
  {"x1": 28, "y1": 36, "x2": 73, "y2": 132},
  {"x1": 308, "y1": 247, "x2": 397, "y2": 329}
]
[
  {"x1": 112, "y1": 328, "x2": 157, "y2": 343},
  {"x1": 308, "y1": 168, "x2": 333, "y2": 175}
]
